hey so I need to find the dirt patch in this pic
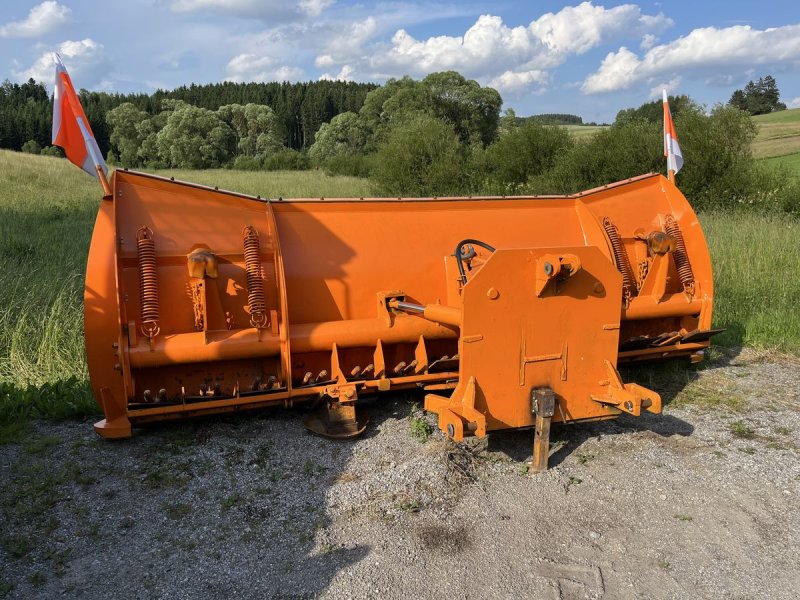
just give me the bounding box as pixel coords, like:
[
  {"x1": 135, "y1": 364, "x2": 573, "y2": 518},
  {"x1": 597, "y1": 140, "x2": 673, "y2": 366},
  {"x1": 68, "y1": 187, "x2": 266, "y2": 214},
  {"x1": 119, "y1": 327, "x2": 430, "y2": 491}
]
[{"x1": 1, "y1": 348, "x2": 798, "y2": 599}]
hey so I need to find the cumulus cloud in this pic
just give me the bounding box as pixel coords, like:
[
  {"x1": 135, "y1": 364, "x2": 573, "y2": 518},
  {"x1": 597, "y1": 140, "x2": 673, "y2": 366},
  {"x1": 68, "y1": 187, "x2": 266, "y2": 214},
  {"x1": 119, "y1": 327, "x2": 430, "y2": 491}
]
[
  {"x1": 0, "y1": 1, "x2": 71, "y2": 38},
  {"x1": 319, "y1": 64, "x2": 354, "y2": 81},
  {"x1": 14, "y1": 39, "x2": 106, "y2": 87},
  {"x1": 489, "y1": 70, "x2": 550, "y2": 96},
  {"x1": 168, "y1": 0, "x2": 332, "y2": 19},
  {"x1": 582, "y1": 23, "x2": 800, "y2": 94},
  {"x1": 317, "y1": 2, "x2": 671, "y2": 94},
  {"x1": 789, "y1": 97, "x2": 800, "y2": 109},
  {"x1": 315, "y1": 17, "x2": 377, "y2": 67},
  {"x1": 649, "y1": 76, "x2": 681, "y2": 99},
  {"x1": 527, "y1": 2, "x2": 671, "y2": 55},
  {"x1": 226, "y1": 53, "x2": 304, "y2": 82}
]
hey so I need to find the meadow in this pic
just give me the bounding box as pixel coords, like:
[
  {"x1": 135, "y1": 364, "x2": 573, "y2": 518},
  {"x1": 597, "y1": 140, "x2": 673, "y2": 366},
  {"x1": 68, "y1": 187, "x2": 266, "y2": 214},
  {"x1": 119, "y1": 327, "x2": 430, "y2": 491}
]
[
  {"x1": 1, "y1": 148, "x2": 798, "y2": 432},
  {"x1": 752, "y1": 107, "x2": 800, "y2": 159}
]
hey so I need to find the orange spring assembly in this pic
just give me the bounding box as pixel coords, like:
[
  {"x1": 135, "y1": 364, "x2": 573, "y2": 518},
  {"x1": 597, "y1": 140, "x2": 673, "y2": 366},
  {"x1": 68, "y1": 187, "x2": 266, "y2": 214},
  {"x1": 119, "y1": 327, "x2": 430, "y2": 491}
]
[
  {"x1": 243, "y1": 225, "x2": 267, "y2": 328},
  {"x1": 664, "y1": 215, "x2": 695, "y2": 294},
  {"x1": 136, "y1": 226, "x2": 160, "y2": 338},
  {"x1": 602, "y1": 217, "x2": 637, "y2": 300}
]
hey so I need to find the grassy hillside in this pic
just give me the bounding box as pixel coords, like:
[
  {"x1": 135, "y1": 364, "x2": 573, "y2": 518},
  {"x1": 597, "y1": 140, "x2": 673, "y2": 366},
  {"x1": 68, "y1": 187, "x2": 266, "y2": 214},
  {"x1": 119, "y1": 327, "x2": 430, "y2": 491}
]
[
  {"x1": 752, "y1": 107, "x2": 800, "y2": 159},
  {"x1": 560, "y1": 124, "x2": 609, "y2": 139},
  {"x1": 0, "y1": 148, "x2": 798, "y2": 435},
  {"x1": 761, "y1": 152, "x2": 800, "y2": 175}
]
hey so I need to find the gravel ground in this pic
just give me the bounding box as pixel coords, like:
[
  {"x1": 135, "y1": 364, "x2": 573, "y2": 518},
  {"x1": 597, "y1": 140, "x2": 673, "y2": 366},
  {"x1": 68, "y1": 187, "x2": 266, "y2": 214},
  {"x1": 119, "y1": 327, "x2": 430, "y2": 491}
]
[{"x1": 1, "y1": 347, "x2": 798, "y2": 599}]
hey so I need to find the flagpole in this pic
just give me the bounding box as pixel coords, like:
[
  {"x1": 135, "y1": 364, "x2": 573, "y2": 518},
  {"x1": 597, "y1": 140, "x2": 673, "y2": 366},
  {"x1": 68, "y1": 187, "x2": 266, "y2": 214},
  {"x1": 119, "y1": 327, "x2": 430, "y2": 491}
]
[
  {"x1": 96, "y1": 165, "x2": 112, "y2": 198},
  {"x1": 663, "y1": 89, "x2": 679, "y2": 185}
]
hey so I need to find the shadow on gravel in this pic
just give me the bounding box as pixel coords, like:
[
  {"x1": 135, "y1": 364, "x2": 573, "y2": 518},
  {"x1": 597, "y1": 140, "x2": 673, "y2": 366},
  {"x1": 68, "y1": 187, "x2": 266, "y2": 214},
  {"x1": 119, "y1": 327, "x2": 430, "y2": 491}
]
[
  {"x1": 486, "y1": 411, "x2": 695, "y2": 467},
  {"x1": 0, "y1": 403, "x2": 391, "y2": 598},
  {"x1": 484, "y1": 350, "x2": 742, "y2": 465}
]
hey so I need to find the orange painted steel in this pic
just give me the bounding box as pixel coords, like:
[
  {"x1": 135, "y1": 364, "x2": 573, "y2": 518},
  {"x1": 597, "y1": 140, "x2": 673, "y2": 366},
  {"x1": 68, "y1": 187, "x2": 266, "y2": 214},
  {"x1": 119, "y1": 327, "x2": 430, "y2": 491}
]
[{"x1": 85, "y1": 170, "x2": 715, "y2": 447}]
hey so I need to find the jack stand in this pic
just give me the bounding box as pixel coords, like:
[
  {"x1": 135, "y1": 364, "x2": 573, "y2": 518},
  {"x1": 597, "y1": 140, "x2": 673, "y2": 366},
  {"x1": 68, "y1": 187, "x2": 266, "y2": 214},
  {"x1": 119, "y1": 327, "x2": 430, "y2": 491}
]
[{"x1": 531, "y1": 388, "x2": 555, "y2": 472}]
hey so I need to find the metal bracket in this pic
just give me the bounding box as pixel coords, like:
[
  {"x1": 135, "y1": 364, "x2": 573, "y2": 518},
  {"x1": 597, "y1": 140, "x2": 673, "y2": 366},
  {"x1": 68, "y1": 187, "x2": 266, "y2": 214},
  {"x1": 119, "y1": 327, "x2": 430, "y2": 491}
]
[{"x1": 591, "y1": 360, "x2": 662, "y2": 416}]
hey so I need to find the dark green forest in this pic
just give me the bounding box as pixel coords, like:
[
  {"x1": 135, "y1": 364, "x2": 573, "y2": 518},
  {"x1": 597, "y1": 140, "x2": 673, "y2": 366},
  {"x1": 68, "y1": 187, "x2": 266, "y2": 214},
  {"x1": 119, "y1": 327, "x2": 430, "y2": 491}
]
[{"x1": 0, "y1": 78, "x2": 377, "y2": 154}]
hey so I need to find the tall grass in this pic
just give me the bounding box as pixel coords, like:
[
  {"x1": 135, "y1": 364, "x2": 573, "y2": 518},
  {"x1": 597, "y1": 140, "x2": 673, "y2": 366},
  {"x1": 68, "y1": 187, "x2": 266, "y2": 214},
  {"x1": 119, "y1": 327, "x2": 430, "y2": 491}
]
[
  {"x1": 0, "y1": 149, "x2": 797, "y2": 432},
  {"x1": 700, "y1": 211, "x2": 800, "y2": 353}
]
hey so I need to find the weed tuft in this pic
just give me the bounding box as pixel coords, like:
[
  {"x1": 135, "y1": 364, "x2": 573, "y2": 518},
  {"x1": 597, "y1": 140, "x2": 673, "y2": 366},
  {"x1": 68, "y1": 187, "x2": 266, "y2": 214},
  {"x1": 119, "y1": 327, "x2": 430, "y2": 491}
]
[
  {"x1": 730, "y1": 421, "x2": 756, "y2": 438},
  {"x1": 409, "y1": 405, "x2": 433, "y2": 443}
]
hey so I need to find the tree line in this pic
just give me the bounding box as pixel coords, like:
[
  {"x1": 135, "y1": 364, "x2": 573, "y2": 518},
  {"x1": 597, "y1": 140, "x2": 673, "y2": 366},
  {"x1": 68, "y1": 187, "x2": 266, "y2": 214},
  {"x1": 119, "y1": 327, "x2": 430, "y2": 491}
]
[
  {"x1": 0, "y1": 78, "x2": 377, "y2": 155},
  {"x1": 3, "y1": 69, "x2": 795, "y2": 214},
  {"x1": 304, "y1": 73, "x2": 796, "y2": 214},
  {"x1": 728, "y1": 76, "x2": 786, "y2": 115}
]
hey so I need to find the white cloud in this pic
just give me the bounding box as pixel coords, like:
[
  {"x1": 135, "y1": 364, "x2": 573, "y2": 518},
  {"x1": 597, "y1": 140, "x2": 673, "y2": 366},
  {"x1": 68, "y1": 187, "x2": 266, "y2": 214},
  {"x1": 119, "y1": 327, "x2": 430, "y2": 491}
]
[
  {"x1": 319, "y1": 64, "x2": 354, "y2": 81},
  {"x1": 226, "y1": 53, "x2": 304, "y2": 82},
  {"x1": 168, "y1": 0, "x2": 332, "y2": 19},
  {"x1": 641, "y1": 33, "x2": 656, "y2": 50},
  {"x1": 582, "y1": 24, "x2": 800, "y2": 94},
  {"x1": 527, "y1": 2, "x2": 671, "y2": 55},
  {"x1": 316, "y1": 17, "x2": 377, "y2": 66},
  {"x1": 299, "y1": 0, "x2": 334, "y2": 17},
  {"x1": 316, "y1": 2, "x2": 671, "y2": 94},
  {"x1": 315, "y1": 54, "x2": 335, "y2": 68},
  {"x1": 14, "y1": 39, "x2": 105, "y2": 87},
  {"x1": 489, "y1": 70, "x2": 550, "y2": 96},
  {"x1": 582, "y1": 47, "x2": 640, "y2": 94},
  {"x1": 789, "y1": 97, "x2": 800, "y2": 109},
  {"x1": 0, "y1": 1, "x2": 71, "y2": 38},
  {"x1": 649, "y1": 76, "x2": 681, "y2": 99}
]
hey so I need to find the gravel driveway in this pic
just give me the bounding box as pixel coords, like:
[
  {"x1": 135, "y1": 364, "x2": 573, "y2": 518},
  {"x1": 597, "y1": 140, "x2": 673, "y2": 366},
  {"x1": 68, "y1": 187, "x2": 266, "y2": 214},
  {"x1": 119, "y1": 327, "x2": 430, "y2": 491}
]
[{"x1": 1, "y1": 347, "x2": 798, "y2": 599}]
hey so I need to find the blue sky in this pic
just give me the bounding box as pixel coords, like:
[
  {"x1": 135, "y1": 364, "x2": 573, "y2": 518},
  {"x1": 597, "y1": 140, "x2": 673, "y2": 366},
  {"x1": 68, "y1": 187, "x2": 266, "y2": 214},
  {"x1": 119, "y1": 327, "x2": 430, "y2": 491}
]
[{"x1": 1, "y1": 1, "x2": 798, "y2": 122}]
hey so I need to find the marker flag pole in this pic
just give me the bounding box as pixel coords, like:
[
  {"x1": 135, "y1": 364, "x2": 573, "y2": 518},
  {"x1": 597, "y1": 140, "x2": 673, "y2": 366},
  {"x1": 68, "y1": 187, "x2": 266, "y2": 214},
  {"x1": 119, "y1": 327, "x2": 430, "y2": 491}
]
[
  {"x1": 52, "y1": 53, "x2": 112, "y2": 197},
  {"x1": 662, "y1": 89, "x2": 684, "y2": 182}
]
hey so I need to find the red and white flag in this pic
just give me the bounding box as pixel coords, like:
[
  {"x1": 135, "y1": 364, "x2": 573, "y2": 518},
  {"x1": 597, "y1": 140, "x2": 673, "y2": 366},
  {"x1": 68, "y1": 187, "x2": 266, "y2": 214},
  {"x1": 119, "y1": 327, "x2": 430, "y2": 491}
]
[
  {"x1": 52, "y1": 54, "x2": 107, "y2": 179},
  {"x1": 662, "y1": 89, "x2": 683, "y2": 176}
]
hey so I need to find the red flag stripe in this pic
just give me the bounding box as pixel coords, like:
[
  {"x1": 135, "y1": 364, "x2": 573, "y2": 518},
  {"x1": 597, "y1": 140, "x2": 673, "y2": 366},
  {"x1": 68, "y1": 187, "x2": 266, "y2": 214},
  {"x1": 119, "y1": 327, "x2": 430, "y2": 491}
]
[{"x1": 51, "y1": 54, "x2": 107, "y2": 178}]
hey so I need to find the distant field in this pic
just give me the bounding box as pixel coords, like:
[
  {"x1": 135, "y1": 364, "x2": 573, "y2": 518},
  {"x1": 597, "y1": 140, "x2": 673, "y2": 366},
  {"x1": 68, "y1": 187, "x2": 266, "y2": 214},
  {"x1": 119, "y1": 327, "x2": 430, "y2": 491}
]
[
  {"x1": 761, "y1": 152, "x2": 800, "y2": 177},
  {"x1": 556, "y1": 107, "x2": 800, "y2": 164},
  {"x1": 560, "y1": 124, "x2": 609, "y2": 139},
  {"x1": 752, "y1": 107, "x2": 800, "y2": 159}
]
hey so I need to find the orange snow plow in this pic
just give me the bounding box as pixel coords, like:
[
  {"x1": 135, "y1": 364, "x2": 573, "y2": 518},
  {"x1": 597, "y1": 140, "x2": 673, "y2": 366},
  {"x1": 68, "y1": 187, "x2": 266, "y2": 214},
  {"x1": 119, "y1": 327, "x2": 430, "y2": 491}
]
[{"x1": 85, "y1": 170, "x2": 716, "y2": 469}]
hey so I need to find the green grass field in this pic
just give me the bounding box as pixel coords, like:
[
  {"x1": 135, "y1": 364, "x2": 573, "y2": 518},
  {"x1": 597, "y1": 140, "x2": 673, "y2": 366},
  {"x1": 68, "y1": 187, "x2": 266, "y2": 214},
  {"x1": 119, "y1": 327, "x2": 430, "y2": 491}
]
[
  {"x1": 752, "y1": 107, "x2": 800, "y2": 160},
  {"x1": 560, "y1": 124, "x2": 609, "y2": 139},
  {"x1": 1, "y1": 148, "x2": 798, "y2": 433},
  {"x1": 761, "y1": 150, "x2": 800, "y2": 177}
]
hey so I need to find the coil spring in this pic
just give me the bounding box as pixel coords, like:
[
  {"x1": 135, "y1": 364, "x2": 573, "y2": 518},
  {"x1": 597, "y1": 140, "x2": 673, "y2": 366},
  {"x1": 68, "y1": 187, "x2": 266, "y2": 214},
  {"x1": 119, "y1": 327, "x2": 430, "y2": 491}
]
[
  {"x1": 602, "y1": 217, "x2": 637, "y2": 301},
  {"x1": 136, "y1": 226, "x2": 160, "y2": 338},
  {"x1": 664, "y1": 215, "x2": 695, "y2": 294},
  {"x1": 243, "y1": 226, "x2": 267, "y2": 328}
]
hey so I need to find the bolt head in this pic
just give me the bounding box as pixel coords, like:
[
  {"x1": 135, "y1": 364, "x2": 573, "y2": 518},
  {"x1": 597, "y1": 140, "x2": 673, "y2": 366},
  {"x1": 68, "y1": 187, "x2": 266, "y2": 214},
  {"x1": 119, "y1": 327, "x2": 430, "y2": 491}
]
[
  {"x1": 543, "y1": 262, "x2": 554, "y2": 275},
  {"x1": 447, "y1": 423, "x2": 455, "y2": 438}
]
